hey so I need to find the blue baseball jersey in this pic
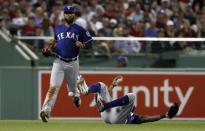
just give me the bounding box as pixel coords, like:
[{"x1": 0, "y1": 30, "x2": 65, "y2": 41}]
[{"x1": 54, "y1": 23, "x2": 92, "y2": 58}]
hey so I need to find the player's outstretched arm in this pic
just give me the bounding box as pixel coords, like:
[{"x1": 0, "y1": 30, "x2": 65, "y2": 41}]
[{"x1": 126, "y1": 103, "x2": 179, "y2": 124}]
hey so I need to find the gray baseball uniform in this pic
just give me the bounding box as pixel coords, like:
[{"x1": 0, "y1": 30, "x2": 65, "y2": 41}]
[
  {"x1": 97, "y1": 82, "x2": 136, "y2": 124},
  {"x1": 41, "y1": 5, "x2": 92, "y2": 119},
  {"x1": 42, "y1": 58, "x2": 80, "y2": 113}
]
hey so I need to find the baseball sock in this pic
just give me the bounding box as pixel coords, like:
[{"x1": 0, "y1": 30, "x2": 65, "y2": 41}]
[
  {"x1": 88, "y1": 83, "x2": 101, "y2": 93},
  {"x1": 104, "y1": 95, "x2": 129, "y2": 110}
]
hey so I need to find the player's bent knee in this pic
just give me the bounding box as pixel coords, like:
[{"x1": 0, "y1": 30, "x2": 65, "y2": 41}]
[
  {"x1": 98, "y1": 82, "x2": 106, "y2": 90},
  {"x1": 127, "y1": 93, "x2": 136, "y2": 103}
]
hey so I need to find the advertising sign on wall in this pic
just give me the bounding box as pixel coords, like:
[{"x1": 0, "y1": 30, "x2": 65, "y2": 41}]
[{"x1": 39, "y1": 71, "x2": 205, "y2": 119}]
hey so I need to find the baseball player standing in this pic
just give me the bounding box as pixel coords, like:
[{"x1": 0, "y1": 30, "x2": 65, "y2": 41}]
[
  {"x1": 78, "y1": 75, "x2": 179, "y2": 124},
  {"x1": 40, "y1": 5, "x2": 92, "y2": 123}
]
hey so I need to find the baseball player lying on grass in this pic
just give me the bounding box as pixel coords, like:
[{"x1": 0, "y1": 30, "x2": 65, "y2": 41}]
[{"x1": 77, "y1": 75, "x2": 179, "y2": 124}]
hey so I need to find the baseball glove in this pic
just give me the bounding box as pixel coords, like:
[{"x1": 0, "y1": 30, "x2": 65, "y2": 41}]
[
  {"x1": 42, "y1": 43, "x2": 55, "y2": 57},
  {"x1": 167, "y1": 102, "x2": 179, "y2": 118}
]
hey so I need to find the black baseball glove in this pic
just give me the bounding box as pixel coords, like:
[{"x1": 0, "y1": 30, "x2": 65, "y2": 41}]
[
  {"x1": 167, "y1": 102, "x2": 179, "y2": 118},
  {"x1": 42, "y1": 43, "x2": 55, "y2": 57}
]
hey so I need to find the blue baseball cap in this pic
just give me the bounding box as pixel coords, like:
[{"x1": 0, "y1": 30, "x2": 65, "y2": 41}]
[{"x1": 64, "y1": 5, "x2": 75, "y2": 13}]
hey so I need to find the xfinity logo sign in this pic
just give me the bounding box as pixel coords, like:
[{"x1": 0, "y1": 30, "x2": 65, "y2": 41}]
[
  {"x1": 40, "y1": 70, "x2": 205, "y2": 119},
  {"x1": 114, "y1": 79, "x2": 194, "y2": 115}
]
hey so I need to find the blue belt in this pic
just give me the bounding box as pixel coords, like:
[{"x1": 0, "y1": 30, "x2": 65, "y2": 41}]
[{"x1": 55, "y1": 55, "x2": 78, "y2": 63}]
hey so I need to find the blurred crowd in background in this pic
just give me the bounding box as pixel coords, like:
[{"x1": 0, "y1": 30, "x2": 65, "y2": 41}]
[{"x1": 0, "y1": 0, "x2": 204, "y2": 58}]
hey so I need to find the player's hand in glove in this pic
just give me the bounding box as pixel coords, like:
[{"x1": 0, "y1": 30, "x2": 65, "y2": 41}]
[
  {"x1": 42, "y1": 40, "x2": 56, "y2": 57},
  {"x1": 167, "y1": 102, "x2": 179, "y2": 118}
]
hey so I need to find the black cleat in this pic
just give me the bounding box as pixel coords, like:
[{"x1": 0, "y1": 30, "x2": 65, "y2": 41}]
[
  {"x1": 167, "y1": 102, "x2": 179, "y2": 119},
  {"x1": 73, "y1": 96, "x2": 81, "y2": 108},
  {"x1": 40, "y1": 110, "x2": 49, "y2": 123}
]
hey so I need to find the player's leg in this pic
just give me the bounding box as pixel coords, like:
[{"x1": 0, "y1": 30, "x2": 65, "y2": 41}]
[
  {"x1": 40, "y1": 59, "x2": 64, "y2": 122},
  {"x1": 64, "y1": 60, "x2": 81, "y2": 107},
  {"x1": 78, "y1": 75, "x2": 123, "y2": 95},
  {"x1": 94, "y1": 77, "x2": 126, "y2": 112},
  {"x1": 96, "y1": 94, "x2": 130, "y2": 112},
  {"x1": 76, "y1": 75, "x2": 89, "y2": 94},
  {"x1": 108, "y1": 93, "x2": 136, "y2": 124},
  {"x1": 77, "y1": 75, "x2": 101, "y2": 95},
  {"x1": 77, "y1": 75, "x2": 112, "y2": 100}
]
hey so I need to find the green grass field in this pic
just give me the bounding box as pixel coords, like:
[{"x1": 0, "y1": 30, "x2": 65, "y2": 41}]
[{"x1": 0, "y1": 120, "x2": 205, "y2": 131}]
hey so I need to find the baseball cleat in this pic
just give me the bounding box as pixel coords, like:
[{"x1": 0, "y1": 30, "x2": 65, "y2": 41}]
[
  {"x1": 73, "y1": 96, "x2": 81, "y2": 108},
  {"x1": 167, "y1": 102, "x2": 179, "y2": 119},
  {"x1": 112, "y1": 76, "x2": 123, "y2": 86},
  {"x1": 77, "y1": 75, "x2": 88, "y2": 95},
  {"x1": 95, "y1": 93, "x2": 105, "y2": 112},
  {"x1": 40, "y1": 110, "x2": 49, "y2": 123}
]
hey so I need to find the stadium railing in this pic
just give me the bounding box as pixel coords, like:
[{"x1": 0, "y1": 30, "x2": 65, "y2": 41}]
[{"x1": 14, "y1": 36, "x2": 205, "y2": 68}]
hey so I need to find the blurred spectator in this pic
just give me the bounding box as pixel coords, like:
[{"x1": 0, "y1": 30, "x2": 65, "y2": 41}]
[
  {"x1": 129, "y1": 21, "x2": 144, "y2": 51},
  {"x1": 192, "y1": 0, "x2": 204, "y2": 13},
  {"x1": 123, "y1": 1, "x2": 136, "y2": 17},
  {"x1": 160, "y1": 0, "x2": 173, "y2": 17},
  {"x1": 103, "y1": 1, "x2": 120, "y2": 19},
  {"x1": 156, "y1": 9, "x2": 168, "y2": 29},
  {"x1": 89, "y1": 0, "x2": 105, "y2": 14},
  {"x1": 114, "y1": 27, "x2": 141, "y2": 55},
  {"x1": 25, "y1": 2, "x2": 35, "y2": 17},
  {"x1": 130, "y1": 22, "x2": 144, "y2": 37},
  {"x1": 98, "y1": 17, "x2": 112, "y2": 37},
  {"x1": 34, "y1": 6, "x2": 44, "y2": 27},
  {"x1": 201, "y1": 22, "x2": 205, "y2": 46},
  {"x1": 88, "y1": 13, "x2": 103, "y2": 35},
  {"x1": 110, "y1": 18, "x2": 118, "y2": 30},
  {"x1": 179, "y1": 0, "x2": 189, "y2": 12},
  {"x1": 75, "y1": 9, "x2": 88, "y2": 29},
  {"x1": 116, "y1": 55, "x2": 128, "y2": 67},
  {"x1": 21, "y1": 16, "x2": 36, "y2": 36},
  {"x1": 95, "y1": 17, "x2": 113, "y2": 57},
  {"x1": 0, "y1": 17, "x2": 10, "y2": 37},
  {"x1": 144, "y1": 20, "x2": 159, "y2": 53},
  {"x1": 165, "y1": 20, "x2": 181, "y2": 50},
  {"x1": 144, "y1": 21, "x2": 159, "y2": 37},
  {"x1": 151, "y1": 28, "x2": 166, "y2": 53},
  {"x1": 36, "y1": 12, "x2": 54, "y2": 49},
  {"x1": 130, "y1": 3, "x2": 144, "y2": 24},
  {"x1": 41, "y1": 18, "x2": 54, "y2": 37},
  {"x1": 21, "y1": 16, "x2": 37, "y2": 48},
  {"x1": 165, "y1": 20, "x2": 176, "y2": 37},
  {"x1": 185, "y1": 3, "x2": 197, "y2": 25},
  {"x1": 49, "y1": 2, "x2": 63, "y2": 27}
]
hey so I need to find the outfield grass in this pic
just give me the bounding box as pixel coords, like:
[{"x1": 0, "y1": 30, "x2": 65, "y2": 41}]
[{"x1": 0, "y1": 120, "x2": 204, "y2": 131}]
